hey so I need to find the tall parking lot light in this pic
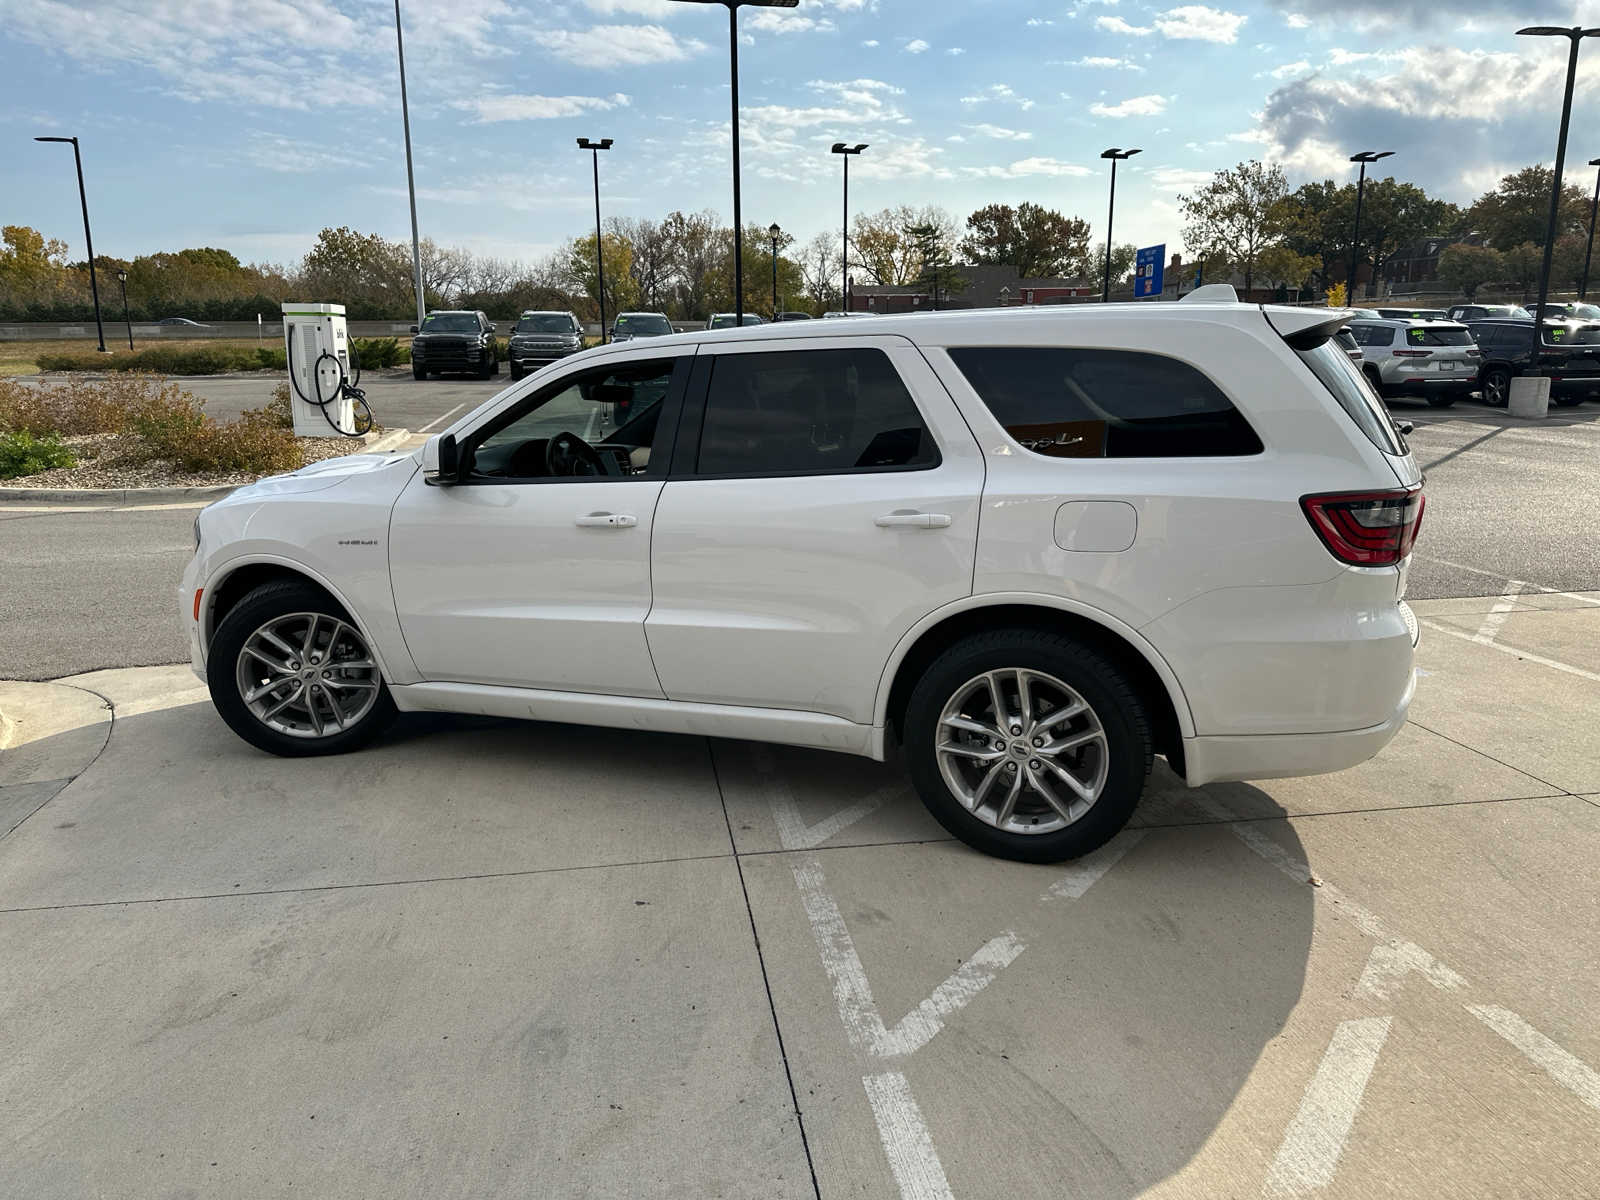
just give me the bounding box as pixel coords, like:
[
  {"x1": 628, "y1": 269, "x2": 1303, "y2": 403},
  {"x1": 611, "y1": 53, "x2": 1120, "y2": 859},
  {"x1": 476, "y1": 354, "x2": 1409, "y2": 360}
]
[
  {"x1": 674, "y1": 0, "x2": 799, "y2": 325},
  {"x1": 1347, "y1": 150, "x2": 1393, "y2": 301},
  {"x1": 115, "y1": 268, "x2": 133, "y2": 351},
  {"x1": 393, "y1": 0, "x2": 426, "y2": 328},
  {"x1": 1099, "y1": 148, "x2": 1140, "y2": 303},
  {"x1": 832, "y1": 143, "x2": 868, "y2": 309},
  {"x1": 34, "y1": 136, "x2": 107, "y2": 353},
  {"x1": 1582, "y1": 158, "x2": 1600, "y2": 300},
  {"x1": 768, "y1": 222, "x2": 782, "y2": 319},
  {"x1": 1518, "y1": 27, "x2": 1600, "y2": 329},
  {"x1": 578, "y1": 138, "x2": 615, "y2": 343}
]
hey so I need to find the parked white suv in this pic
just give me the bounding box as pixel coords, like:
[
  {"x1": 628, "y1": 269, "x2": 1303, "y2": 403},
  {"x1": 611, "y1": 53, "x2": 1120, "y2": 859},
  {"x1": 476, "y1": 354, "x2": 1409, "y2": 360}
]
[
  {"x1": 182, "y1": 293, "x2": 1423, "y2": 863},
  {"x1": 1347, "y1": 316, "x2": 1481, "y2": 407}
]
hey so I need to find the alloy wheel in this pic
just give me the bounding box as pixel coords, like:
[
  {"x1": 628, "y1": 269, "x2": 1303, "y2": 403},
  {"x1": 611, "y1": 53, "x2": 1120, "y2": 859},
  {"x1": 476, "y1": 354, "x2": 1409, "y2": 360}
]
[
  {"x1": 935, "y1": 668, "x2": 1110, "y2": 835},
  {"x1": 235, "y1": 612, "x2": 381, "y2": 739}
]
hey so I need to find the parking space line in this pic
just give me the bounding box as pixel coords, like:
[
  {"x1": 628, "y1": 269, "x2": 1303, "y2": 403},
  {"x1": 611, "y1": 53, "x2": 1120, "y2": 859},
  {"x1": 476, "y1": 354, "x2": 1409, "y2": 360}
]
[
  {"x1": 1044, "y1": 828, "x2": 1146, "y2": 900},
  {"x1": 1473, "y1": 580, "x2": 1527, "y2": 644},
  {"x1": 1265, "y1": 1017, "x2": 1393, "y2": 1197},
  {"x1": 415, "y1": 403, "x2": 464, "y2": 434},
  {"x1": 1420, "y1": 557, "x2": 1600, "y2": 608},
  {"x1": 1418, "y1": 618, "x2": 1600, "y2": 684},
  {"x1": 862, "y1": 1072, "x2": 956, "y2": 1200},
  {"x1": 1466, "y1": 1006, "x2": 1600, "y2": 1114}
]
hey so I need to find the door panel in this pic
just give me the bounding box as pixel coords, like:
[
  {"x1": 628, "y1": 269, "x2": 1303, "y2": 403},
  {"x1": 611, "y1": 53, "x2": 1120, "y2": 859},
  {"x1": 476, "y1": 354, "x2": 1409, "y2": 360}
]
[{"x1": 646, "y1": 339, "x2": 984, "y2": 723}]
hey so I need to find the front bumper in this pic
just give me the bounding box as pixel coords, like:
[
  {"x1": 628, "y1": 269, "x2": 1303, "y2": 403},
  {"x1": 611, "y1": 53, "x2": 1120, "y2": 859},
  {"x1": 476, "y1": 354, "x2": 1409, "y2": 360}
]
[
  {"x1": 510, "y1": 343, "x2": 580, "y2": 366},
  {"x1": 179, "y1": 552, "x2": 207, "y2": 682}
]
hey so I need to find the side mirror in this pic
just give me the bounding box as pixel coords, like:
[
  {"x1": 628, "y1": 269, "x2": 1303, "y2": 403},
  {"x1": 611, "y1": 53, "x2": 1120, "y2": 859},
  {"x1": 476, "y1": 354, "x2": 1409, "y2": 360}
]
[
  {"x1": 410, "y1": 324, "x2": 419, "y2": 334},
  {"x1": 486, "y1": 323, "x2": 497, "y2": 333},
  {"x1": 423, "y1": 433, "x2": 460, "y2": 486}
]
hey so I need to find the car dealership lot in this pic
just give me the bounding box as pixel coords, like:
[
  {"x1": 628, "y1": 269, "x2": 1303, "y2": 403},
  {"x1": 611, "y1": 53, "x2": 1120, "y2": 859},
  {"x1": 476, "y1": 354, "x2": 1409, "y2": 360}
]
[{"x1": 2, "y1": 382, "x2": 1599, "y2": 1197}]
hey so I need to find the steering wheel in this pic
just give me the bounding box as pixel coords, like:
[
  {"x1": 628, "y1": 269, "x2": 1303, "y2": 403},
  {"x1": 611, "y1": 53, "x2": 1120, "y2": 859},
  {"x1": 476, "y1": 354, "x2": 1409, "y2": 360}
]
[{"x1": 544, "y1": 431, "x2": 608, "y2": 477}]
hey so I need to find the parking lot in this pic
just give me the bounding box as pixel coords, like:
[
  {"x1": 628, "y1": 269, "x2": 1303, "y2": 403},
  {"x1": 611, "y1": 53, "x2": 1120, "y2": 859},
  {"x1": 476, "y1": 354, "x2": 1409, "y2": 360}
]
[{"x1": 2, "y1": 377, "x2": 1599, "y2": 1198}]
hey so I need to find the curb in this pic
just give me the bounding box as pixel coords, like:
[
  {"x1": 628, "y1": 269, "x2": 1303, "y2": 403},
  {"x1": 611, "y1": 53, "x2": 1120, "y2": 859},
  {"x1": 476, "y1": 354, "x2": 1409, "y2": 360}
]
[{"x1": 0, "y1": 428, "x2": 411, "y2": 505}]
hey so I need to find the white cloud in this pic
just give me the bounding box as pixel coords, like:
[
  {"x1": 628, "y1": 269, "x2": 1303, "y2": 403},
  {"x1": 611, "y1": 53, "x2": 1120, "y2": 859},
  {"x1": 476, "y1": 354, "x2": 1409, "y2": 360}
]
[
  {"x1": 1285, "y1": 12, "x2": 1310, "y2": 27},
  {"x1": 946, "y1": 134, "x2": 967, "y2": 143},
  {"x1": 534, "y1": 24, "x2": 706, "y2": 69},
  {"x1": 243, "y1": 133, "x2": 374, "y2": 174},
  {"x1": 1268, "y1": 60, "x2": 1311, "y2": 79},
  {"x1": 1096, "y1": 15, "x2": 1153, "y2": 34},
  {"x1": 458, "y1": 92, "x2": 631, "y2": 123},
  {"x1": 961, "y1": 157, "x2": 1097, "y2": 179},
  {"x1": 947, "y1": 47, "x2": 966, "y2": 56},
  {"x1": 967, "y1": 123, "x2": 1034, "y2": 141},
  {"x1": 861, "y1": 38, "x2": 879, "y2": 46},
  {"x1": 852, "y1": 138, "x2": 953, "y2": 180},
  {"x1": 1069, "y1": 56, "x2": 1144, "y2": 70},
  {"x1": 904, "y1": 38, "x2": 930, "y2": 53},
  {"x1": 582, "y1": 0, "x2": 675, "y2": 14},
  {"x1": 1026, "y1": 17, "x2": 1054, "y2": 26},
  {"x1": 1150, "y1": 166, "x2": 1218, "y2": 189},
  {"x1": 1154, "y1": 6, "x2": 1247, "y2": 43},
  {"x1": 744, "y1": 10, "x2": 836, "y2": 34},
  {"x1": 1090, "y1": 93, "x2": 1168, "y2": 117}
]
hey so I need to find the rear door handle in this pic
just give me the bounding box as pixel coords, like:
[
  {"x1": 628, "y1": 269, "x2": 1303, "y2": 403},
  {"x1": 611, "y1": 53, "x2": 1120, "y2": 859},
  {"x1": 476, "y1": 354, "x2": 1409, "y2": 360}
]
[
  {"x1": 575, "y1": 512, "x2": 637, "y2": 528},
  {"x1": 875, "y1": 511, "x2": 952, "y2": 529}
]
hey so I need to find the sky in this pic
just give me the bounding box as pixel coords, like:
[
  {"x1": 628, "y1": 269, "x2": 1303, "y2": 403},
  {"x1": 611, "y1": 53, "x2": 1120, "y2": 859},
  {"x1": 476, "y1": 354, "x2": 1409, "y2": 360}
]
[{"x1": 3, "y1": 0, "x2": 1597, "y2": 274}]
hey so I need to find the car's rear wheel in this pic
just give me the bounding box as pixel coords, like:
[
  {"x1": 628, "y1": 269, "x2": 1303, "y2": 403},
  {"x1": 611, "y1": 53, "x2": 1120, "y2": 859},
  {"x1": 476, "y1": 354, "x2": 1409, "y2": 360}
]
[
  {"x1": 904, "y1": 631, "x2": 1152, "y2": 863},
  {"x1": 1552, "y1": 394, "x2": 1585, "y2": 407},
  {"x1": 1426, "y1": 395, "x2": 1457, "y2": 408},
  {"x1": 1482, "y1": 366, "x2": 1511, "y2": 407},
  {"x1": 207, "y1": 581, "x2": 396, "y2": 757}
]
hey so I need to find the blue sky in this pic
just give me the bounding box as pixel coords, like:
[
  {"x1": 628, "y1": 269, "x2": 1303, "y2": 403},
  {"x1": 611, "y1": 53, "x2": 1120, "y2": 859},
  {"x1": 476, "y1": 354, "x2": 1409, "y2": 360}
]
[{"x1": 3, "y1": 0, "x2": 1595, "y2": 271}]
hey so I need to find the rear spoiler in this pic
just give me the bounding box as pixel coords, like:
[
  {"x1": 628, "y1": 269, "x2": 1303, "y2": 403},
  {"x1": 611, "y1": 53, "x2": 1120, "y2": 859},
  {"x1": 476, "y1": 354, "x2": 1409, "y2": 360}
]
[{"x1": 1262, "y1": 306, "x2": 1353, "y2": 350}]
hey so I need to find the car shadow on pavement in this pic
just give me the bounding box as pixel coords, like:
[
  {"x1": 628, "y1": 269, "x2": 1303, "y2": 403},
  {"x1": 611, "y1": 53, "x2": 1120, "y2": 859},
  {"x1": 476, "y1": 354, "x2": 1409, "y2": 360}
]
[{"x1": 1, "y1": 699, "x2": 1315, "y2": 1198}]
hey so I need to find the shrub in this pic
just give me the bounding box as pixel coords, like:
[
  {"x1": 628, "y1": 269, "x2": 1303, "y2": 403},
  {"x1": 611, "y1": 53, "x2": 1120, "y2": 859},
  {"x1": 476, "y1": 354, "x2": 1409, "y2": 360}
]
[
  {"x1": 168, "y1": 417, "x2": 302, "y2": 475},
  {"x1": 351, "y1": 336, "x2": 408, "y2": 369},
  {"x1": 36, "y1": 343, "x2": 281, "y2": 375},
  {"x1": 0, "y1": 373, "x2": 198, "y2": 436},
  {"x1": 0, "y1": 430, "x2": 76, "y2": 479},
  {"x1": 256, "y1": 383, "x2": 293, "y2": 429}
]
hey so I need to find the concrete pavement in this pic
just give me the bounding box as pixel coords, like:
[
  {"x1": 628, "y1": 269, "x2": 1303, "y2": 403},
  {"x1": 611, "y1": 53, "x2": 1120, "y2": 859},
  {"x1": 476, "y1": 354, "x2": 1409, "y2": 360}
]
[{"x1": 1, "y1": 601, "x2": 1597, "y2": 1198}]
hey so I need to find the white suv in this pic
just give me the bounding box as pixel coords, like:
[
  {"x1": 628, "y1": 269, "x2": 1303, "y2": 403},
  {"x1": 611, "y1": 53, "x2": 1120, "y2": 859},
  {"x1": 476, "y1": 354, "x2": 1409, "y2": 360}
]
[
  {"x1": 1347, "y1": 317, "x2": 1481, "y2": 407},
  {"x1": 183, "y1": 293, "x2": 1423, "y2": 863}
]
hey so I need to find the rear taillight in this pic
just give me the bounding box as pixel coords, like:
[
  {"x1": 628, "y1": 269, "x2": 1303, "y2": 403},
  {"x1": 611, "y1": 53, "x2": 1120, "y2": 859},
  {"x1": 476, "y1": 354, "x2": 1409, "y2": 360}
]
[
  {"x1": 1392, "y1": 349, "x2": 1431, "y2": 357},
  {"x1": 1301, "y1": 486, "x2": 1424, "y2": 566}
]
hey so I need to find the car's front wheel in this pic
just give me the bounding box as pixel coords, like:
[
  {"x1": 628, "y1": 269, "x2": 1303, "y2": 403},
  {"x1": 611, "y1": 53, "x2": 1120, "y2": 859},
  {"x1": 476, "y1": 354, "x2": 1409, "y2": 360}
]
[
  {"x1": 509, "y1": 362, "x2": 524, "y2": 381},
  {"x1": 412, "y1": 363, "x2": 427, "y2": 381},
  {"x1": 903, "y1": 631, "x2": 1152, "y2": 863},
  {"x1": 1426, "y1": 395, "x2": 1457, "y2": 408},
  {"x1": 207, "y1": 581, "x2": 396, "y2": 757}
]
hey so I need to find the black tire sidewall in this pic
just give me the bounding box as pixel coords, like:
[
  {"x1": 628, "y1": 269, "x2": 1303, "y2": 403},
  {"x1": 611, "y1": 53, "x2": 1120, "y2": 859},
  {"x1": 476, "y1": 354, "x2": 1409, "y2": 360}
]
[
  {"x1": 904, "y1": 632, "x2": 1152, "y2": 863},
  {"x1": 207, "y1": 582, "x2": 396, "y2": 758}
]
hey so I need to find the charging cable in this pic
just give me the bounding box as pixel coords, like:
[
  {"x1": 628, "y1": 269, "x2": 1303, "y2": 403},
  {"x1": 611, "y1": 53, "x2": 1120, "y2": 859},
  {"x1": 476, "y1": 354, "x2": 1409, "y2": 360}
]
[{"x1": 286, "y1": 325, "x2": 375, "y2": 437}]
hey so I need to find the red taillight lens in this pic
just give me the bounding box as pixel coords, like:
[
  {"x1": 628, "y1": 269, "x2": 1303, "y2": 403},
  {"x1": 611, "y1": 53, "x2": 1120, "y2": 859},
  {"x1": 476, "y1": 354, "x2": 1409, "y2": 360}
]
[
  {"x1": 1301, "y1": 487, "x2": 1424, "y2": 566},
  {"x1": 1392, "y1": 349, "x2": 1431, "y2": 357}
]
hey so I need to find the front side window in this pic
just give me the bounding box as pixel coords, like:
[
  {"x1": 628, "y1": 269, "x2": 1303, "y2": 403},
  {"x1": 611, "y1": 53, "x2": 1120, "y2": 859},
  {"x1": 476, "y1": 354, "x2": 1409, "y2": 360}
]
[
  {"x1": 948, "y1": 346, "x2": 1262, "y2": 458},
  {"x1": 420, "y1": 313, "x2": 480, "y2": 333},
  {"x1": 696, "y1": 348, "x2": 939, "y2": 476},
  {"x1": 465, "y1": 359, "x2": 675, "y2": 480}
]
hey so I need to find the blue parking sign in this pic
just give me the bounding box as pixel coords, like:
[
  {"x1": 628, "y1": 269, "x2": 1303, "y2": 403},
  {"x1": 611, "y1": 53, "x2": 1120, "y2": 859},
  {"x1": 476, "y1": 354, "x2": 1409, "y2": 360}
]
[{"x1": 1134, "y1": 244, "x2": 1165, "y2": 299}]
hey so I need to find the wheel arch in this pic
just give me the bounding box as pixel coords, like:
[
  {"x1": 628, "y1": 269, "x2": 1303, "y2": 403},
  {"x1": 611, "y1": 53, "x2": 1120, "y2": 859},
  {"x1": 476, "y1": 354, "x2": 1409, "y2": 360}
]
[
  {"x1": 876, "y1": 593, "x2": 1195, "y2": 771},
  {"x1": 201, "y1": 556, "x2": 400, "y2": 681}
]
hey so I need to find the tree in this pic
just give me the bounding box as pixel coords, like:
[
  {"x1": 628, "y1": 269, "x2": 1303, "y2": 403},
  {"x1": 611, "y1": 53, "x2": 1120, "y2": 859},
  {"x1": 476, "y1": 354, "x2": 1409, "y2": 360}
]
[
  {"x1": 661, "y1": 209, "x2": 721, "y2": 319},
  {"x1": 1350, "y1": 179, "x2": 1453, "y2": 296},
  {"x1": 299, "y1": 226, "x2": 412, "y2": 311},
  {"x1": 0, "y1": 225, "x2": 70, "y2": 295},
  {"x1": 1501, "y1": 242, "x2": 1542, "y2": 300},
  {"x1": 1178, "y1": 160, "x2": 1290, "y2": 292},
  {"x1": 1255, "y1": 244, "x2": 1320, "y2": 292},
  {"x1": 566, "y1": 233, "x2": 640, "y2": 323},
  {"x1": 1467, "y1": 165, "x2": 1590, "y2": 250},
  {"x1": 1271, "y1": 180, "x2": 1350, "y2": 292},
  {"x1": 904, "y1": 220, "x2": 966, "y2": 305},
  {"x1": 960, "y1": 202, "x2": 1091, "y2": 278},
  {"x1": 1437, "y1": 244, "x2": 1504, "y2": 301},
  {"x1": 1086, "y1": 242, "x2": 1138, "y2": 290},
  {"x1": 610, "y1": 217, "x2": 674, "y2": 313},
  {"x1": 797, "y1": 231, "x2": 842, "y2": 314}
]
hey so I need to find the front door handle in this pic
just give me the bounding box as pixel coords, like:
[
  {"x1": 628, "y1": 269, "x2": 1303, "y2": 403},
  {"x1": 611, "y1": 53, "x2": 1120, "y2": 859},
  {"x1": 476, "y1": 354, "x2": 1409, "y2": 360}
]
[
  {"x1": 575, "y1": 512, "x2": 637, "y2": 528},
  {"x1": 875, "y1": 510, "x2": 952, "y2": 529}
]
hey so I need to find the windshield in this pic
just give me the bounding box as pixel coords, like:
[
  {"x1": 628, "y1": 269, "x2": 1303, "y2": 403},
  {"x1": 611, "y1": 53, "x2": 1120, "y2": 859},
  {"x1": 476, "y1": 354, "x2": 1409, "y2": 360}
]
[
  {"x1": 615, "y1": 314, "x2": 673, "y2": 335},
  {"x1": 1488, "y1": 306, "x2": 1532, "y2": 319},
  {"x1": 1406, "y1": 326, "x2": 1474, "y2": 347},
  {"x1": 1295, "y1": 341, "x2": 1406, "y2": 456},
  {"x1": 515, "y1": 315, "x2": 575, "y2": 334},
  {"x1": 420, "y1": 314, "x2": 479, "y2": 333}
]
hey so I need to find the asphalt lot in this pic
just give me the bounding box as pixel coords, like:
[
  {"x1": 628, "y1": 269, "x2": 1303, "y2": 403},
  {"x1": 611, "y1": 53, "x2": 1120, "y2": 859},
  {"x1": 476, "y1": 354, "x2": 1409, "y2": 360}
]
[{"x1": 3, "y1": 376, "x2": 1599, "y2": 1197}]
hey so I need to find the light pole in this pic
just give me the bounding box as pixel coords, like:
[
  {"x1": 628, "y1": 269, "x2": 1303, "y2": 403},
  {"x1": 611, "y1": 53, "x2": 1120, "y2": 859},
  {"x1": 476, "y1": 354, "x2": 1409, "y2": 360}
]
[
  {"x1": 34, "y1": 136, "x2": 107, "y2": 353},
  {"x1": 1100, "y1": 148, "x2": 1140, "y2": 303},
  {"x1": 578, "y1": 138, "x2": 614, "y2": 342},
  {"x1": 1518, "y1": 27, "x2": 1599, "y2": 329},
  {"x1": 832, "y1": 142, "x2": 868, "y2": 310},
  {"x1": 393, "y1": 0, "x2": 426, "y2": 328},
  {"x1": 115, "y1": 268, "x2": 133, "y2": 351},
  {"x1": 1582, "y1": 157, "x2": 1600, "y2": 300},
  {"x1": 674, "y1": 0, "x2": 798, "y2": 325},
  {"x1": 768, "y1": 222, "x2": 782, "y2": 319},
  {"x1": 1347, "y1": 150, "x2": 1394, "y2": 300}
]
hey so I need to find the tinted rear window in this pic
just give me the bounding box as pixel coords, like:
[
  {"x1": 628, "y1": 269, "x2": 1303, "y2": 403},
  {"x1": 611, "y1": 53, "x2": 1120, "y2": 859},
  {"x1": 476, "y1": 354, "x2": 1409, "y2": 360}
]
[
  {"x1": 1294, "y1": 342, "x2": 1406, "y2": 455},
  {"x1": 1406, "y1": 326, "x2": 1473, "y2": 346},
  {"x1": 948, "y1": 347, "x2": 1262, "y2": 458}
]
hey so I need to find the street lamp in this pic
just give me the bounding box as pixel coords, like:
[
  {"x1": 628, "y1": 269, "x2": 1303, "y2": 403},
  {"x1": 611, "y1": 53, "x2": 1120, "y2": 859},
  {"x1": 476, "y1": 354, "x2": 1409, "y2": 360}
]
[
  {"x1": 115, "y1": 268, "x2": 133, "y2": 351},
  {"x1": 34, "y1": 136, "x2": 107, "y2": 353},
  {"x1": 832, "y1": 142, "x2": 868, "y2": 310},
  {"x1": 393, "y1": 0, "x2": 426, "y2": 328},
  {"x1": 1347, "y1": 150, "x2": 1394, "y2": 300},
  {"x1": 1581, "y1": 157, "x2": 1600, "y2": 300},
  {"x1": 673, "y1": 0, "x2": 799, "y2": 324},
  {"x1": 1100, "y1": 148, "x2": 1140, "y2": 303},
  {"x1": 1518, "y1": 26, "x2": 1600, "y2": 328},
  {"x1": 768, "y1": 222, "x2": 782, "y2": 319},
  {"x1": 578, "y1": 138, "x2": 614, "y2": 343}
]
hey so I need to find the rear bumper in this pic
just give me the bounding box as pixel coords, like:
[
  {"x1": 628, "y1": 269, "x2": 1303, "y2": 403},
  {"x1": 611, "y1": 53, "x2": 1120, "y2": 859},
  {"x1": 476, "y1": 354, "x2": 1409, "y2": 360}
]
[{"x1": 1385, "y1": 374, "x2": 1477, "y2": 395}]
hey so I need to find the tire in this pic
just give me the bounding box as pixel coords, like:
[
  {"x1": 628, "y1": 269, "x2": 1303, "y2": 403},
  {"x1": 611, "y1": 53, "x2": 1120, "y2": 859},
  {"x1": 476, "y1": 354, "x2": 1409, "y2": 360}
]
[
  {"x1": 412, "y1": 364, "x2": 426, "y2": 381},
  {"x1": 1482, "y1": 366, "x2": 1511, "y2": 407},
  {"x1": 1552, "y1": 395, "x2": 1584, "y2": 408},
  {"x1": 491, "y1": 357, "x2": 500, "y2": 377},
  {"x1": 478, "y1": 361, "x2": 494, "y2": 380},
  {"x1": 1426, "y1": 396, "x2": 1457, "y2": 408},
  {"x1": 903, "y1": 630, "x2": 1152, "y2": 863},
  {"x1": 1362, "y1": 368, "x2": 1386, "y2": 397},
  {"x1": 509, "y1": 363, "x2": 524, "y2": 381},
  {"x1": 207, "y1": 580, "x2": 396, "y2": 758}
]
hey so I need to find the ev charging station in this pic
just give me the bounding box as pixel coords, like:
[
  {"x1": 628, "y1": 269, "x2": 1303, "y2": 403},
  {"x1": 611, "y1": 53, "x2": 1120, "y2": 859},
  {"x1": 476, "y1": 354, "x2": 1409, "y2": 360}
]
[{"x1": 282, "y1": 302, "x2": 372, "y2": 438}]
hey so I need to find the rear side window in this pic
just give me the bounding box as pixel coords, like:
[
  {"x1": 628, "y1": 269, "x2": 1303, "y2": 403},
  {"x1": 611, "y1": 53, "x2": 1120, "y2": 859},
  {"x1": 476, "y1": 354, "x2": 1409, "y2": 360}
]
[
  {"x1": 1351, "y1": 325, "x2": 1393, "y2": 347},
  {"x1": 696, "y1": 348, "x2": 939, "y2": 476},
  {"x1": 1406, "y1": 326, "x2": 1473, "y2": 346},
  {"x1": 947, "y1": 346, "x2": 1262, "y2": 458},
  {"x1": 1294, "y1": 342, "x2": 1406, "y2": 455}
]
